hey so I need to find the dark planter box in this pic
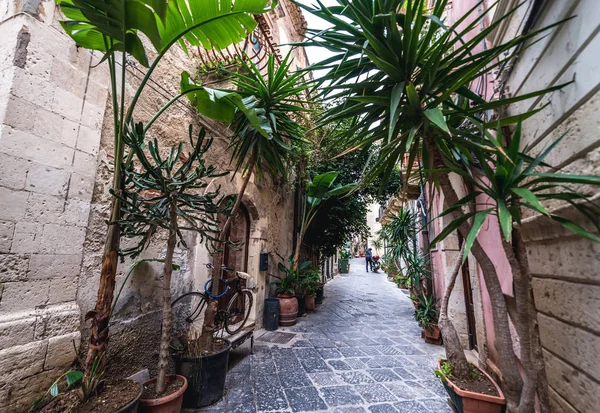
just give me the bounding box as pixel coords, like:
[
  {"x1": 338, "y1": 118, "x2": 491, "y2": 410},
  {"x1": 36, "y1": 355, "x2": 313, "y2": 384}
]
[
  {"x1": 174, "y1": 340, "x2": 232, "y2": 408},
  {"x1": 338, "y1": 259, "x2": 349, "y2": 273}
]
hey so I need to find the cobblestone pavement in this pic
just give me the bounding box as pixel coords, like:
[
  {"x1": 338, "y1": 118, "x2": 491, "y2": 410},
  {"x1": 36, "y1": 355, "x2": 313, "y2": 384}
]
[{"x1": 197, "y1": 259, "x2": 450, "y2": 413}]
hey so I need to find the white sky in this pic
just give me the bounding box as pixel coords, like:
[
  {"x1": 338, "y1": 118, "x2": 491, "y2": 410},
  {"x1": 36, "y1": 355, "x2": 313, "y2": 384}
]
[{"x1": 296, "y1": 0, "x2": 338, "y2": 65}]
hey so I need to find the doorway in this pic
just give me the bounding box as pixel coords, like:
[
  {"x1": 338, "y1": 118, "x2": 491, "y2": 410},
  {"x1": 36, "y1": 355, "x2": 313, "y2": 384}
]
[{"x1": 214, "y1": 202, "x2": 251, "y2": 311}]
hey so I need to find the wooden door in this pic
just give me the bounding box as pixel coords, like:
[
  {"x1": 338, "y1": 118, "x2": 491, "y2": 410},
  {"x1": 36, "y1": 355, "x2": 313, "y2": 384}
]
[{"x1": 214, "y1": 203, "x2": 250, "y2": 311}]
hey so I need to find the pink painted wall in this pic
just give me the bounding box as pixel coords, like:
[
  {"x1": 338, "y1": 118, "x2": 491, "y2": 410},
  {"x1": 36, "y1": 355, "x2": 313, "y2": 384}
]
[{"x1": 430, "y1": 0, "x2": 513, "y2": 367}]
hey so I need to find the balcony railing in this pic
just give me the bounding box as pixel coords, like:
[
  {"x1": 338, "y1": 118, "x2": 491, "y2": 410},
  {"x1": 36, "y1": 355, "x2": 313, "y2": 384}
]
[{"x1": 192, "y1": 15, "x2": 282, "y2": 81}]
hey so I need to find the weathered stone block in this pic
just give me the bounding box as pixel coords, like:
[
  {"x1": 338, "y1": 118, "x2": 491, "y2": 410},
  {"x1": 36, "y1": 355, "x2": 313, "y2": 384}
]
[
  {"x1": 0, "y1": 187, "x2": 28, "y2": 221},
  {"x1": 33, "y1": 302, "x2": 80, "y2": 340},
  {"x1": 67, "y1": 172, "x2": 95, "y2": 202},
  {"x1": 0, "y1": 254, "x2": 28, "y2": 282},
  {"x1": 10, "y1": 67, "x2": 55, "y2": 108},
  {"x1": 25, "y1": 162, "x2": 69, "y2": 197},
  {"x1": 39, "y1": 224, "x2": 86, "y2": 255},
  {"x1": 51, "y1": 87, "x2": 83, "y2": 122},
  {"x1": 25, "y1": 192, "x2": 64, "y2": 224},
  {"x1": 72, "y1": 149, "x2": 97, "y2": 177},
  {"x1": 0, "y1": 315, "x2": 36, "y2": 349},
  {"x1": 533, "y1": 277, "x2": 600, "y2": 333},
  {"x1": 61, "y1": 117, "x2": 79, "y2": 148},
  {"x1": 32, "y1": 106, "x2": 64, "y2": 144},
  {"x1": 0, "y1": 340, "x2": 47, "y2": 381},
  {"x1": 0, "y1": 280, "x2": 49, "y2": 311},
  {"x1": 0, "y1": 126, "x2": 74, "y2": 169},
  {"x1": 62, "y1": 199, "x2": 91, "y2": 227},
  {"x1": 10, "y1": 221, "x2": 43, "y2": 254},
  {"x1": 538, "y1": 313, "x2": 600, "y2": 380},
  {"x1": 3, "y1": 94, "x2": 37, "y2": 132},
  {"x1": 44, "y1": 331, "x2": 80, "y2": 370},
  {"x1": 28, "y1": 253, "x2": 81, "y2": 280},
  {"x1": 543, "y1": 350, "x2": 600, "y2": 413},
  {"x1": 47, "y1": 276, "x2": 78, "y2": 304},
  {"x1": 76, "y1": 124, "x2": 101, "y2": 156},
  {"x1": 0, "y1": 153, "x2": 30, "y2": 190},
  {"x1": 0, "y1": 221, "x2": 14, "y2": 253},
  {"x1": 548, "y1": 387, "x2": 579, "y2": 413},
  {"x1": 80, "y1": 100, "x2": 104, "y2": 130}
]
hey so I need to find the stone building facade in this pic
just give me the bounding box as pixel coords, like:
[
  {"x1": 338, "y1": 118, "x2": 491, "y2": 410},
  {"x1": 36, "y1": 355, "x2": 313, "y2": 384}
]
[
  {"x1": 0, "y1": 1, "x2": 309, "y2": 411},
  {"x1": 429, "y1": 1, "x2": 600, "y2": 412}
]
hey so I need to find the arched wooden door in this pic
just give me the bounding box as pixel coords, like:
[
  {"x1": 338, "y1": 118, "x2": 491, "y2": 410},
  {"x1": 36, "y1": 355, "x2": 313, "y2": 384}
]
[{"x1": 214, "y1": 202, "x2": 250, "y2": 311}]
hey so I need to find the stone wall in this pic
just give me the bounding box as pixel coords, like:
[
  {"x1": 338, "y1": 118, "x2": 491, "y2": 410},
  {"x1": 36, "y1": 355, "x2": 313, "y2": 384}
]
[
  {"x1": 486, "y1": 1, "x2": 600, "y2": 411},
  {"x1": 0, "y1": 2, "x2": 109, "y2": 410},
  {"x1": 0, "y1": 1, "x2": 308, "y2": 411}
]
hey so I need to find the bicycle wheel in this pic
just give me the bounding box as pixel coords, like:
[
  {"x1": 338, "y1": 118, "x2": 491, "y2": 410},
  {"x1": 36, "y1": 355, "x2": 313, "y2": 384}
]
[
  {"x1": 171, "y1": 292, "x2": 208, "y2": 341},
  {"x1": 224, "y1": 290, "x2": 253, "y2": 335}
]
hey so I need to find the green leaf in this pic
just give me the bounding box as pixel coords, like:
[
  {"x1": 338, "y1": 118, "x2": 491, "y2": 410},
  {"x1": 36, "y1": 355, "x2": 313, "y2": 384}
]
[
  {"x1": 549, "y1": 214, "x2": 600, "y2": 243},
  {"x1": 50, "y1": 381, "x2": 59, "y2": 397},
  {"x1": 406, "y1": 82, "x2": 421, "y2": 110},
  {"x1": 511, "y1": 188, "x2": 548, "y2": 215},
  {"x1": 463, "y1": 209, "x2": 493, "y2": 261},
  {"x1": 424, "y1": 108, "x2": 451, "y2": 135},
  {"x1": 497, "y1": 200, "x2": 513, "y2": 242},
  {"x1": 388, "y1": 82, "x2": 405, "y2": 142},
  {"x1": 66, "y1": 370, "x2": 84, "y2": 387}
]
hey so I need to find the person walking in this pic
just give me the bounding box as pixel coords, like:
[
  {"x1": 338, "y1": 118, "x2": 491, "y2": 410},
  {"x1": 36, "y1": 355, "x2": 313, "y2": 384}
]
[{"x1": 365, "y1": 247, "x2": 373, "y2": 272}]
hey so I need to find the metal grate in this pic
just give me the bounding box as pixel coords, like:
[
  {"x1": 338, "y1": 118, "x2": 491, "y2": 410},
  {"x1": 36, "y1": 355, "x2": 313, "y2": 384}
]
[{"x1": 257, "y1": 331, "x2": 296, "y2": 344}]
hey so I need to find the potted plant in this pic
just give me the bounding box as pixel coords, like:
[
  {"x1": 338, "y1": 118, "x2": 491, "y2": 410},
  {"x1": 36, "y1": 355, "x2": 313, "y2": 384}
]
[
  {"x1": 338, "y1": 249, "x2": 351, "y2": 273},
  {"x1": 299, "y1": 267, "x2": 321, "y2": 311},
  {"x1": 414, "y1": 294, "x2": 441, "y2": 345},
  {"x1": 30, "y1": 354, "x2": 142, "y2": 413},
  {"x1": 118, "y1": 125, "x2": 228, "y2": 412},
  {"x1": 271, "y1": 256, "x2": 309, "y2": 326}
]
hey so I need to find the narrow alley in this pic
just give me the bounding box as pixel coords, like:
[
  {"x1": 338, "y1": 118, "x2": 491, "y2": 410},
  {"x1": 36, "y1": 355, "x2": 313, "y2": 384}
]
[{"x1": 199, "y1": 259, "x2": 451, "y2": 413}]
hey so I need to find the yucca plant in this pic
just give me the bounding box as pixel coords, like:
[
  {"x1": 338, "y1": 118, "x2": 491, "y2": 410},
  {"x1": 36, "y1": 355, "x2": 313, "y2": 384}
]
[
  {"x1": 55, "y1": 0, "x2": 278, "y2": 368},
  {"x1": 182, "y1": 51, "x2": 314, "y2": 350},
  {"x1": 117, "y1": 121, "x2": 226, "y2": 394},
  {"x1": 377, "y1": 208, "x2": 417, "y2": 268},
  {"x1": 299, "y1": 0, "x2": 573, "y2": 411}
]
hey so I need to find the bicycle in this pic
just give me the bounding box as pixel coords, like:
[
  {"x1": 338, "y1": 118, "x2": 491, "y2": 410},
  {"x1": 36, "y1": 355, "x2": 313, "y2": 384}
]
[{"x1": 171, "y1": 264, "x2": 254, "y2": 338}]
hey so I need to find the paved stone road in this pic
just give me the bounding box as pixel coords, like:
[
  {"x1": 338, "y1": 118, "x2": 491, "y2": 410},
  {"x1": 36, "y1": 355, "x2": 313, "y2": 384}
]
[{"x1": 197, "y1": 259, "x2": 450, "y2": 413}]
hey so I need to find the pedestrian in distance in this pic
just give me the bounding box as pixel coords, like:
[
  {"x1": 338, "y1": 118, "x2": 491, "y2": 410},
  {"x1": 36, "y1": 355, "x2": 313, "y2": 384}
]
[{"x1": 365, "y1": 247, "x2": 373, "y2": 272}]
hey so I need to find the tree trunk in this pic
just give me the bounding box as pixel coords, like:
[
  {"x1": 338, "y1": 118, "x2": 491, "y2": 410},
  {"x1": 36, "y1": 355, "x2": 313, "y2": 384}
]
[
  {"x1": 156, "y1": 201, "x2": 178, "y2": 394},
  {"x1": 512, "y1": 227, "x2": 550, "y2": 413},
  {"x1": 423, "y1": 135, "x2": 524, "y2": 410},
  {"x1": 199, "y1": 155, "x2": 256, "y2": 352},
  {"x1": 85, "y1": 198, "x2": 121, "y2": 369},
  {"x1": 439, "y1": 243, "x2": 472, "y2": 379}
]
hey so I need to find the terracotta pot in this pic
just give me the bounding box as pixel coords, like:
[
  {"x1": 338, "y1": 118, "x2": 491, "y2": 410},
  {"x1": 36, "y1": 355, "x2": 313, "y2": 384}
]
[
  {"x1": 140, "y1": 374, "x2": 188, "y2": 413},
  {"x1": 305, "y1": 295, "x2": 316, "y2": 311},
  {"x1": 424, "y1": 325, "x2": 441, "y2": 340},
  {"x1": 277, "y1": 293, "x2": 298, "y2": 326},
  {"x1": 437, "y1": 359, "x2": 506, "y2": 413}
]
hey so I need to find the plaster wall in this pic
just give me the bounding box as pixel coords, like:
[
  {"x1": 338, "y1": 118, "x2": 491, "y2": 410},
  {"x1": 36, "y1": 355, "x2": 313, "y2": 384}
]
[
  {"x1": 366, "y1": 202, "x2": 383, "y2": 256},
  {"x1": 0, "y1": 1, "x2": 305, "y2": 411}
]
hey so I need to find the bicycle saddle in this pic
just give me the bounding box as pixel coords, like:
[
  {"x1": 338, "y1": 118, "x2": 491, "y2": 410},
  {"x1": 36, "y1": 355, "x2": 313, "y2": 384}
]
[{"x1": 236, "y1": 271, "x2": 251, "y2": 280}]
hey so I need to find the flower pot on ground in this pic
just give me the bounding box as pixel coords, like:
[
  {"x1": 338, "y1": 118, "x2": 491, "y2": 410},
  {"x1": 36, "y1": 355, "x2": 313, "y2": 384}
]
[
  {"x1": 423, "y1": 324, "x2": 442, "y2": 345},
  {"x1": 297, "y1": 293, "x2": 306, "y2": 317},
  {"x1": 315, "y1": 285, "x2": 324, "y2": 305},
  {"x1": 338, "y1": 259, "x2": 349, "y2": 273},
  {"x1": 436, "y1": 359, "x2": 506, "y2": 413},
  {"x1": 140, "y1": 375, "x2": 188, "y2": 413},
  {"x1": 173, "y1": 340, "x2": 231, "y2": 408},
  {"x1": 305, "y1": 295, "x2": 316, "y2": 311},
  {"x1": 277, "y1": 293, "x2": 298, "y2": 326}
]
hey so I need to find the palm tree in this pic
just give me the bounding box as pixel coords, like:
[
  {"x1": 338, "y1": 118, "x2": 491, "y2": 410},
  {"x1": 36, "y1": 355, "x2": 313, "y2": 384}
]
[
  {"x1": 298, "y1": 1, "x2": 573, "y2": 411},
  {"x1": 55, "y1": 0, "x2": 277, "y2": 369},
  {"x1": 188, "y1": 51, "x2": 313, "y2": 350}
]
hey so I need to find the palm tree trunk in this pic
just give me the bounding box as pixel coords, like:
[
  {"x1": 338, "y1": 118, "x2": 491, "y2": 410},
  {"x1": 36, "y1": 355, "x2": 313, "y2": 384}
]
[
  {"x1": 85, "y1": 198, "x2": 121, "y2": 369},
  {"x1": 423, "y1": 135, "x2": 524, "y2": 410},
  {"x1": 156, "y1": 201, "x2": 178, "y2": 394},
  {"x1": 199, "y1": 154, "x2": 256, "y2": 352},
  {"x1": 439, "y1": 243, "x2": 471, "y2": 379}
]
